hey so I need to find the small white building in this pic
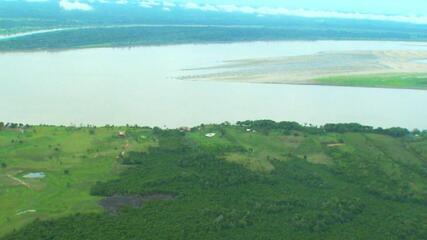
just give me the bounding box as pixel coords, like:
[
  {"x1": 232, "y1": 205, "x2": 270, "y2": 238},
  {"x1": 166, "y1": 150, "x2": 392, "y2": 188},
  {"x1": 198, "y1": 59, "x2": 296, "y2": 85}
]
[{"x1": 205, "y1": 133, "x2": 216, "y2": 138}]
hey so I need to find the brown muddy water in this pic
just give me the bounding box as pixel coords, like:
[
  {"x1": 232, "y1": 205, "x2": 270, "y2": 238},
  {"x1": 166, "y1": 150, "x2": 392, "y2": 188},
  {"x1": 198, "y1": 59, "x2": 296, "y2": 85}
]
[{"x1": 1, "y1": 41, "x2": 427, "y2": 129}]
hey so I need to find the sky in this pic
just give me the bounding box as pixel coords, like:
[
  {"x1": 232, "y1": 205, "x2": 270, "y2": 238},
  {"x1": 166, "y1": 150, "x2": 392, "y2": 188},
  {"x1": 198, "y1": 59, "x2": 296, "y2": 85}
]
[
  {"x1": 21, "y1": 0, "x2": 427, "y2": 24},
  {"x1": 189, "y1": 0, "x2": 427, "y2": 15}
]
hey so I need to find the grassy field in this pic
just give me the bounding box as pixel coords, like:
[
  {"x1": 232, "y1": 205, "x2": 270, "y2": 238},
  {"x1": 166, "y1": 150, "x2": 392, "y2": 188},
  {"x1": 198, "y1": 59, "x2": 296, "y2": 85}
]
[
  {"x1": 314, "y1": 73, "x2": 427, "y2": 90},
  {"x1": 1, "y1": 122, "x2": 427, "y2": 239},
  {"x1": 0, "y1": 126, "x2": 154, "y2": 236}
]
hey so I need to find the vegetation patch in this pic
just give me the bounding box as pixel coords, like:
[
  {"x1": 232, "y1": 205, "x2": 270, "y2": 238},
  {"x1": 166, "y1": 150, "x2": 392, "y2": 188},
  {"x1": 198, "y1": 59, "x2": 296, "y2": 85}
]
[
  {"x1": 1, "y1": 121, "x2": 426, "y2": 239},
  {"x1": 98, "y1": 194, "x2": 176, "y2": 215},
  {"x1": 315, "y1": 73, "x2": 427, "y2": 90}
]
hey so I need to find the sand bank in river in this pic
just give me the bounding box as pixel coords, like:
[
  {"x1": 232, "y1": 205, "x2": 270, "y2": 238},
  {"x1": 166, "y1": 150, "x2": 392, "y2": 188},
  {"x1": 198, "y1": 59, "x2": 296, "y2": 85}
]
[{"x1": 180, "y1": 50, "x2": 427, "y2": 84}]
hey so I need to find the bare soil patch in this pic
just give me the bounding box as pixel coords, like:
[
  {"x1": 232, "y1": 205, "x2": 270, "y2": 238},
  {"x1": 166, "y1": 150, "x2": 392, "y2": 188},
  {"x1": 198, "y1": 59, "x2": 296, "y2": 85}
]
[
  {"x1": 98, "y1": 194, "x2": 176, "y2": 214},
  {"x1": 327, "y1": 143, "x2": 345, "y2": 148}
]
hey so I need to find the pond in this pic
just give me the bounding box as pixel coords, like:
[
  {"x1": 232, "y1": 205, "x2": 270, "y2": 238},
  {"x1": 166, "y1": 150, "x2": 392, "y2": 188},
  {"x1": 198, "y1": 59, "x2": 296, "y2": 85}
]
[{"x1": 23, "y1": 172, "x2": 46, "y2": 179}]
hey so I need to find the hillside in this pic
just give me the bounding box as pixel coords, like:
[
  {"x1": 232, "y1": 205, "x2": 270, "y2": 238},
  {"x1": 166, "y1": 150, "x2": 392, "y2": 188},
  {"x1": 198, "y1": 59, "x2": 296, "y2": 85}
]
[{"x1": 0, "y1": 121, "x2": 426, "y2": 239}]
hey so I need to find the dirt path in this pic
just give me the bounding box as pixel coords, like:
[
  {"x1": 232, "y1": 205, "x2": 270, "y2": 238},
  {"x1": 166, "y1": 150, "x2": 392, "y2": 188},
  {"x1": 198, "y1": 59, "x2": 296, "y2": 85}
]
[
  {"x1": 16, "y1": 210, "x2": 36, "y2": 216},
  {"x1": 124, "y1": 140, "x2": 130, "y2": 150},
  {"x1": 327, "y1": 143, "x2": 345, "y2": 147},
  {"x1": 120, "y1": 140, "x2": 130, "y2": 156},
  {"x1": 6, "y1": 174, "x2": 31, "y2": 189}
]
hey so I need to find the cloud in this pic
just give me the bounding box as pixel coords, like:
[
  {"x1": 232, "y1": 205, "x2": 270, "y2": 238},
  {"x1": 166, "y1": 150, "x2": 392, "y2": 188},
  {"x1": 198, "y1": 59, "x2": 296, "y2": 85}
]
[
  {"x1": 139, "y1": 0, "x2": 159, "y2": 8},
  {"x1": 181, "y1": 2, "x2": 427, "y2": 25},
  {"x1": 162, "y1": 1, "x2": 174, "y2": 8},
  {"x1": 59, "y1": 0, "x2": 93, "y2": 11},
  {"x1": 25, "y1": 0, "x2": 49, "y2": 2},
  {"x1": 182, "y1": 2, "x2": 218, "y2": 12},
  {"x1": 36, "y1": 0, "x2": 427, "y2": 25}
]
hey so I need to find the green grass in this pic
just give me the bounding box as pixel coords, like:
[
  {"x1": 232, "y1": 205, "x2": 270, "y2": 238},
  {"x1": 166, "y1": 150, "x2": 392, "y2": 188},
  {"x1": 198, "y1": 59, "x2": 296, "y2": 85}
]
[
  {"x1": 314, "y1": 73, "x2": 427, "y2": 90},
  {"x1": 0, "y1": 126, "x2": 154, "y2": 236},
  {"x1": 187, "y1": 126, "x2": 305, "y2": 172},
  {"x1": 1, "y1": 123, "x2": 427, "y2": 239}
]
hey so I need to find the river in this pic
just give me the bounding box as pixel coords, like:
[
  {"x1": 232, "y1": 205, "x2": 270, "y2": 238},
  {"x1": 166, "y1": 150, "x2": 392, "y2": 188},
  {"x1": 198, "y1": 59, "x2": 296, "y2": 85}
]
[{"x1": 0, "y1": 40, "x2": 426, "y2": 129}]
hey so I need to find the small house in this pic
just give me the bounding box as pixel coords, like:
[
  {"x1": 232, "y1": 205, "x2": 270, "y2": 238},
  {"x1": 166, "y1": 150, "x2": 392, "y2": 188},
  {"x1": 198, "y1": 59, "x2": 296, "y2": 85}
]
[
  {"x1": 179, "y1": 127, "x2": 191, "y2": 132},
  {"x1": 205, "y1": 133, "x2": 216, "y2": 138}
]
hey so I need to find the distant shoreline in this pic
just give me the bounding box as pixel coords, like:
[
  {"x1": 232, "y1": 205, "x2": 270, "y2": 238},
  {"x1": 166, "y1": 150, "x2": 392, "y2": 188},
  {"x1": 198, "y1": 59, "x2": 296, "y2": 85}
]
[
  {"x1": 2, "y1": 39, "x2": 427, "y2": 56},
  {"x1": 2, "y1": 24, "x2": 427, "y2": 53}
]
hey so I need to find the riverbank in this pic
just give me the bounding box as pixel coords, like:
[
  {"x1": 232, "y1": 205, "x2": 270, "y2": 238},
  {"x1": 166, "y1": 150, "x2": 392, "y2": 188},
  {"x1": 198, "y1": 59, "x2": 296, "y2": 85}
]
[
  {"x1": 3, "y1": 24, "x2": 427, "y2": 52},
  {"x1": 313, "y1": 73, "x2": 427, "y2": 90},
  {"x1": 181, "y1": 50, "x2": 427, "y2": 90}
]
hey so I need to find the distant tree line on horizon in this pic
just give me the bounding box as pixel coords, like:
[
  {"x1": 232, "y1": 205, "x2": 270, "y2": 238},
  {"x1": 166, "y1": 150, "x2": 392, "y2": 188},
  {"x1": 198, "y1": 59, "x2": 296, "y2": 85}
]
[
  {"x1": 237, "y1": 120, "x2": 425, "y2": 138},
  {"x1": 1, "y1": 120, "x2": 426, "y2": 138},
  {"x1": 3, "y1": 25, "x2": 427, "y2": 52}
]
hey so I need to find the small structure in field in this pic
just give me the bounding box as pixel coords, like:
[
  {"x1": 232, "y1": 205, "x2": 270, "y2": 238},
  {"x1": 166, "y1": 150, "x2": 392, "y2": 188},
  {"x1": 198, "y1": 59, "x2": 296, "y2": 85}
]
[
  {"x1": 205, "y1": 133, "x2": 216, "y2": 138},
  {"x1": 118, "y1": 131, "x2": 126, "y2": 137},
  {"x1": 23, "y1": 172, "x2": 46, "y2": 179},
  {"x1": 179, "y1": 127, "x2": 191, "y2": 132}
]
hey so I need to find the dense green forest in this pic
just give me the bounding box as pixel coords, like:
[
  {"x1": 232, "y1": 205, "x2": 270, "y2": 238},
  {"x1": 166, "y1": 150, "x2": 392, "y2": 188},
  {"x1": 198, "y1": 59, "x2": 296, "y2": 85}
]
[
  {"x1": 2, "y1": 25, "x2": 427, "y2": 52},
  {"x1": 2, "y1": 1, "x2": 427, "y2": 51},
  {"x1": 1, "y1": 121, "x2": 426, "y2": 239}
]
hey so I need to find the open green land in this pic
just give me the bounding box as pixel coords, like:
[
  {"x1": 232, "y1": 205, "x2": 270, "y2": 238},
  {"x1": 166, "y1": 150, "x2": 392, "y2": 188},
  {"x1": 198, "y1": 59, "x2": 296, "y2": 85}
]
[
  {"x1": 1, "y1": 121, "x2": 427, "y2": 239},
  {"x1": 314, "y1": 73, "x2": 427, "y2": 90},
  {"x1": 0, "y1": 125, "x2": 155, "y2": 237}
]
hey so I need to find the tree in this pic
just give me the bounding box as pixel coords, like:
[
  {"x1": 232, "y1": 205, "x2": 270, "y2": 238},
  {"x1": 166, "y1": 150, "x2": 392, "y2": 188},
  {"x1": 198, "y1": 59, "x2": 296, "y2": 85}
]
[
  {"x1": 1, "y1": 162, "x2": 7, "y2": 168},
  {"x1": 412, "y1": 129, "x2": 421, "y2": 135}
]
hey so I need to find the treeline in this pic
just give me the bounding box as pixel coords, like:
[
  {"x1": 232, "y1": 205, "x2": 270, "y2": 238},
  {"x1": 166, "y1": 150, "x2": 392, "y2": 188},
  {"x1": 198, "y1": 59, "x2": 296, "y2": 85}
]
[
  {"x1": 1, "y1": 120, "x2": 423, "y2": 138},
  {"x1": 92, "y1": 129, "x2": 265, "y2": 196},
  {"x1": 237, "y1": 120, "x2": 419, "y2": 137},
  {"x1": 3, "y1": 24, "x2": 427, "y2": 52},
  {"x1": 0, "y1": 122, "x2": 29, "y2": 129}
]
